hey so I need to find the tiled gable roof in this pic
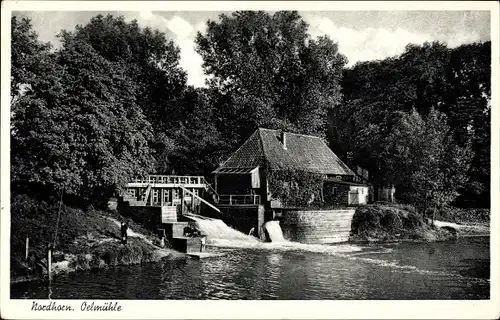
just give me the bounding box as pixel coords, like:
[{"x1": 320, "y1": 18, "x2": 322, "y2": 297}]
[
  {"x1": 215, "y1": 128, "x2": 355, "y2": 176},
  {"x1": 216, "y1": 129, "x2": 266, "y2": 169}
]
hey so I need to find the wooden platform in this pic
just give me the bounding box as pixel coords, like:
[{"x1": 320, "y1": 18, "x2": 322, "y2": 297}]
[{"x1": 187, "y1": 252, "x2": 225, "y2": 260}]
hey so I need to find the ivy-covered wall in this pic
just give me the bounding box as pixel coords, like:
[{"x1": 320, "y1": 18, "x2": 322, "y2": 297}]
[{"x1": 267, "y1": 169, "x2": 324, "y2": 208}]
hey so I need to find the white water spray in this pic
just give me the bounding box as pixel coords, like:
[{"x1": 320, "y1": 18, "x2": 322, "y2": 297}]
[
  {"x1": 263, "y1": 220, "x2": 285, "y2": 242},
  {"x1": 183, "y1": 213, "x2": 259, "y2": 244},
  {"x1": 182, "y1": 212, "x2": 363, "y2": 254}
]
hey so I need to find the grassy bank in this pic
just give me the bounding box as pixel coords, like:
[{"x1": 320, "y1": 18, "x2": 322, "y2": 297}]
[
  {"x1": 350, "y1": 204, "x2": 489, "y2": 243},
  {"x1": 11, "y1": 195, "x2": 185, "y2": 283}
]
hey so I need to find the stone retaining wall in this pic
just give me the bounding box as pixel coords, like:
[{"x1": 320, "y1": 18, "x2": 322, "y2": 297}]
[{"x1": 280, "y1": 209, "x2": 356, "y2": 243}]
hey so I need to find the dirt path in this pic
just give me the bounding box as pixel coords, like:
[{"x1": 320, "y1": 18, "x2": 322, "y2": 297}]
[{"x1": 105, "y1": 217, "x2": 153, "y2": 244}]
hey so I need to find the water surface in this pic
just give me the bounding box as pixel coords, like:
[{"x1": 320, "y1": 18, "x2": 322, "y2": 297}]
[{"x1": 11, "y1": 236, "x2": 489, "y2": 300}]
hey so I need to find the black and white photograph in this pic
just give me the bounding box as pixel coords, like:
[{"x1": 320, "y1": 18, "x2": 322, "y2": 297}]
[{"x1": 1, "y1": 1, "x2": 499, "y2": 319}]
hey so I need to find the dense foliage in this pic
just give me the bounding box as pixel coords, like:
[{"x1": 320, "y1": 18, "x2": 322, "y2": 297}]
[
  {"x1": 267, "y1": 169, "x2": 324, "y2": 208},
  {"x1": 11, "y1": 17, "x2": 155, "y2": 206},
  {"x1": 10, "y1": 13, "x2": 490, "y2": 213},
  {"x1": 10, "y1": 12, "x2": 491, "y2": 282},
  {"x1": 383, "y1": 108, "x2": 473, "y2": 214},
  {"x1": 330, "y1": 41, "x2": 491, "y2": 210}
]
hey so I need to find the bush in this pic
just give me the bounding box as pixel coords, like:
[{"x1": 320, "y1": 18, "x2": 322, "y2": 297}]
[{"x1": 352, "y1": 204, "x2": 425, "y2": 240}]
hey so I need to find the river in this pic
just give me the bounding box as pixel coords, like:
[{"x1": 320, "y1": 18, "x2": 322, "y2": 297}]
[{"x1": 11, "y1": 236, "x2": 489, "y2": 300}]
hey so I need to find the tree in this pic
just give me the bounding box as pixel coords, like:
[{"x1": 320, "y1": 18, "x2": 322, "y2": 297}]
[
  {"x1": 399, "y1": 42, "x2": 450, "y2": 115},
  {"x1": 60, "y1": 15, "x2": 191, "y2": 175},
  {"x1": 444, "y1": 42, "x2": 491, "y2": 206},
  {"x1": 10, "y1": 16, "x2": 53, "y2": 105},
  {"x1": 331, "y1": 41, "x2": 490, "y2": 208},
  {"x1": 383, "y1": 108, "x2": 472, "y2": 216},
  {"x1": 156, "y1": 87, "x2": 226, "y2": 176},
  {"x1": 196, "y1": 11, "x2": 347, "y2": 147},
  {"x1": 11, "y1": 22, "x2": 155, "y2": 206}
]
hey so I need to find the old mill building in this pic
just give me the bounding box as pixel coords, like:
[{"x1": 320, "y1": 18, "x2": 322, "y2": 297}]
[{"x1": 212, "y1": 128, "x2": 370, "y2": 211}]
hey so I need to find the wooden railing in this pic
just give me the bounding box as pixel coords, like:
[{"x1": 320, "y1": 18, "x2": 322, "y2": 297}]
[
  {"x1": 132, "y1": 175, "x2": 205, "y2": 185},
  {"x1": 218, "y1": 194, "x2": 261, "y2": 205}
]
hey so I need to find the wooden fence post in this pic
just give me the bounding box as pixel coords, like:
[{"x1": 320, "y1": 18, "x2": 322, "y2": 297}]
[
  {"x1": 25, "y1": 237, "x2": 29, "y2": 260},
  {"x1": 47, "y1": 245, "x2": 52, "y2": 281},
  {"x1": 181, "y1": 188, "x2": 185, "y2": 214}
]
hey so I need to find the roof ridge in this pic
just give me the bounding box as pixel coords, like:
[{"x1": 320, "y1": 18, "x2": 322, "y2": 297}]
[{"x1": 258, "y1": 127, "x2": 324, "y2": 140}]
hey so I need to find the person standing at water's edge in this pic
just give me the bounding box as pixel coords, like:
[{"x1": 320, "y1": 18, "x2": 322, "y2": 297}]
[
  {"x1": 120, "y1": 221, "x2": 128, "y2": 245},
  {"x1": 200, "y1": 235, "x2": 206, "y2": 252}
]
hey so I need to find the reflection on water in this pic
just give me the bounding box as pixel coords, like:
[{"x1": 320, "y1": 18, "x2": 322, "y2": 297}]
[{"x1": 11, "y1": 237, "x2": 489, "y2": 300}]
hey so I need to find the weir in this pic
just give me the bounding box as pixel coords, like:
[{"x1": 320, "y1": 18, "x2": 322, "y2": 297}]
[
  {"x1": 183, "y1": 212, "x2": 365, "y2": 258},
  {"x1": 183, "y1": 212, "x2": 259, "y2": 244},
  {"x1": 182, "y1": 209, "x2": 357, "y2": 245}
]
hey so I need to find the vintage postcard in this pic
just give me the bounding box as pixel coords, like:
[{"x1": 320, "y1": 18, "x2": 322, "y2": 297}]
[{"x1": 1, "y1": 1, "x2": 499, "y2": 319}]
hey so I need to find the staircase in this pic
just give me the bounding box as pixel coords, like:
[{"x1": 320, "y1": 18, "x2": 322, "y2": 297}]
[
  {"x1": 141, "y1": 184, "x2": 152, "y2": 202},
  {"x1": 159, "y1": 208, "x2": 203, "y2": 254}
]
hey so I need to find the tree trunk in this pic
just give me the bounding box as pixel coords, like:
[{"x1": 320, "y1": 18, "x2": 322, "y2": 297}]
[
  {"x1": 432, "y1": 206, "x2": 436, "y2": 226},
  {"x1": 422, "y1": 192, "x2": 429, "y2": 221}
]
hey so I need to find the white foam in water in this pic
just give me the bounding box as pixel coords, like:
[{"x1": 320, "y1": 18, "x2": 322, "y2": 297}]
[
  {"x1": 208, "y1": 238, "x2": 364, "y2": 254},
  {"x1": 183, "y1": 212, "x2": 487, "y2": 281},
  {"x1": 184, "y1": 212, "x2": 259, "y2": 243},
  {"x1": 348, "y1": 248, "x2": 394, "y2": 256},
  {"x1": 184, "y1": 212, "x2": 362, "y2": 254}
]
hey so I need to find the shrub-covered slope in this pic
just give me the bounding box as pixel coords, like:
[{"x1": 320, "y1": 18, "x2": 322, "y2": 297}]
[{"x1": 11, "y1": 195, "x2": 184, "y2": 283}]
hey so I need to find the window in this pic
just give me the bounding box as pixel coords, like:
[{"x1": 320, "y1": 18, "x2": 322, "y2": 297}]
[
  {"x1": 164, "y1": 189, "x2": 170, "y2": 203},
  {"x1": 332, "y1": 187, "x2": 337, "y2": 195}
]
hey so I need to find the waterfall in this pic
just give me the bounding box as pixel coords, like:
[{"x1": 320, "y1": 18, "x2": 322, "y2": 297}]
[
  {"x1": 183, "y1": 212, "x2": 365, "y2": 254},
  {"x1": 183, "y1": 213, "x2": 259, "y2": 244},
  {"x1": 263, "y1": 220, "x2": 285, "y2": 242}
]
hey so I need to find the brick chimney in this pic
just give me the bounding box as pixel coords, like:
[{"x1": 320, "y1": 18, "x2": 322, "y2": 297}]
[{"x1": 281, "y1": 131, "x2": 287, "y2": 150}]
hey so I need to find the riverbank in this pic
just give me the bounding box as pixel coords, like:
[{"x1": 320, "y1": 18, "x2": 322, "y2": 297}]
[
  {"x1": 349, "y1": 203, "x2": 489, "y2": 243},
  {"x1": 10, "y1": 195, "x2": 185, "y2": 284}
]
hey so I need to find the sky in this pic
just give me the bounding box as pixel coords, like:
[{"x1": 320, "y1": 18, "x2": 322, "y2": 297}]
[{"x1": 15, "y1": 10, "x2": 491, "y2": 87}]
